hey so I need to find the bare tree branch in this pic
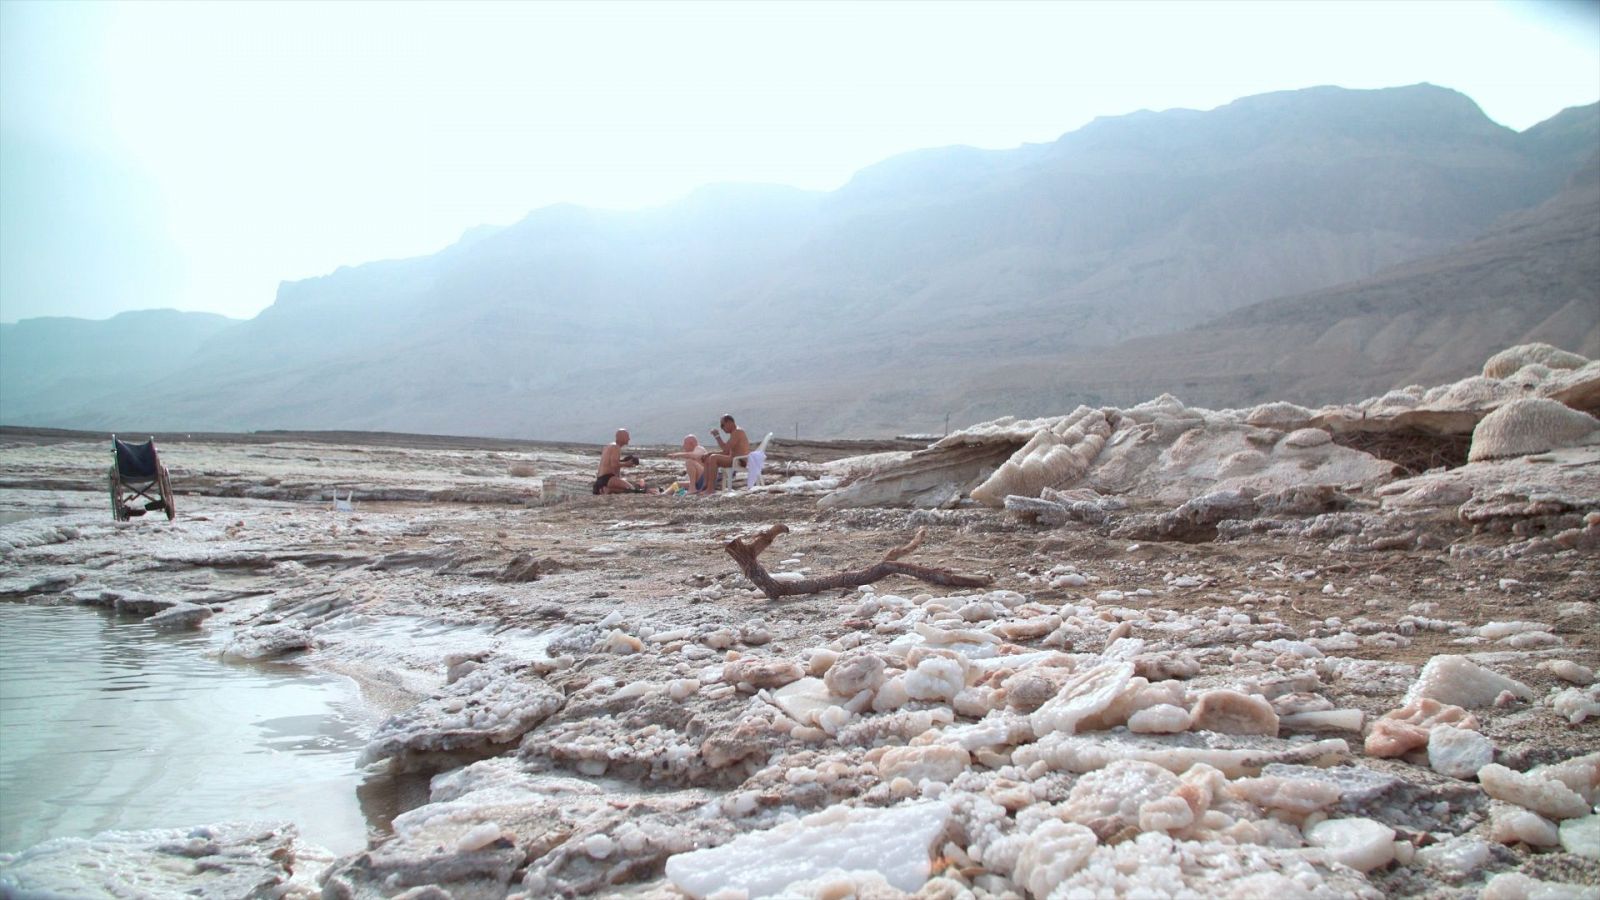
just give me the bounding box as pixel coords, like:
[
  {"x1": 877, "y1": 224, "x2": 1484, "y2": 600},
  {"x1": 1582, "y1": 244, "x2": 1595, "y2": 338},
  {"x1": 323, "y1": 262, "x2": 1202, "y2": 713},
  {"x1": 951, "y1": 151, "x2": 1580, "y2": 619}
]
[{"x1": 724, "y1": 524, "x2": 992, "y2": 600}]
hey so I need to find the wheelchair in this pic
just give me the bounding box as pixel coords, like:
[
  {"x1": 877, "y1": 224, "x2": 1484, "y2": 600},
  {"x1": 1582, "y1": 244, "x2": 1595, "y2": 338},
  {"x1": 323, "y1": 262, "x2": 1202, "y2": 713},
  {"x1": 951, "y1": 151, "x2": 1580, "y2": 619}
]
[{"x1": 109, "y1": 436, "x2": 176, "y2": 522}]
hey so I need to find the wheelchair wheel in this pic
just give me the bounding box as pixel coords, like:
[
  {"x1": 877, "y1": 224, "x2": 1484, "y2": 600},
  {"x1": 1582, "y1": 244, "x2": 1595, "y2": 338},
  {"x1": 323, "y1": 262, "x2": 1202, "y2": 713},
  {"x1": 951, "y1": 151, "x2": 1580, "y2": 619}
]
[
  {"x1": 158, "y1": 465, "x2": 176, "y2": 521},
  {"x1": 109, "y1": 466, "x2": 127, "y2": 522}
]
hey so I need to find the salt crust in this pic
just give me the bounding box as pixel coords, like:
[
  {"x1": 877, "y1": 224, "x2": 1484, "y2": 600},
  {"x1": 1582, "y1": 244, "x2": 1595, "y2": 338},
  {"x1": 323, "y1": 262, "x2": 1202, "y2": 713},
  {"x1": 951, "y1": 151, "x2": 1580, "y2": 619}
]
[
  {"x1": 1482, "y1": 871, "x2": 1597, "y2": 900},
  {"x1": 0, "y1": 822, "x2": 313, "y2": 899},
  {"x1": 663, "y1": 801, "x2": 951, "y2": 899},
  {"x1": 1042, "y1": 831, "x2": 1381, "y2": 899},
  {"x1": 1013, "y1": 731, "x2": 1350, "y2": 779}
]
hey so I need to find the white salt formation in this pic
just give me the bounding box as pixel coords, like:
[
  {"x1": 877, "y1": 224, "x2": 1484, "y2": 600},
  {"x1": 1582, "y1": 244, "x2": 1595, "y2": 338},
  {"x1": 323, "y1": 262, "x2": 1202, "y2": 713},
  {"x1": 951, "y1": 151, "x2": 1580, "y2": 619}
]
[
  {"x1": 1483, "y1": 342, "x2": 1591, "y2": 378},
  {"x1": 1467, "y1": 398, "x2": 1600, "y2": 462},
  {"x1": 663, "y1": 801, "x2": 952, "y2": 898}
]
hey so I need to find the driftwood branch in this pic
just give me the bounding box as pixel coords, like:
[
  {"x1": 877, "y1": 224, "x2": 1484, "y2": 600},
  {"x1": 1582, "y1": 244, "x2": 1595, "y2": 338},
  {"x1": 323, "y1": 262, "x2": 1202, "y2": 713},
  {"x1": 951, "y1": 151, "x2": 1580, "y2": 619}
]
[{"x1": 725, "y1": 524, "x2": 992, "y2": 600}]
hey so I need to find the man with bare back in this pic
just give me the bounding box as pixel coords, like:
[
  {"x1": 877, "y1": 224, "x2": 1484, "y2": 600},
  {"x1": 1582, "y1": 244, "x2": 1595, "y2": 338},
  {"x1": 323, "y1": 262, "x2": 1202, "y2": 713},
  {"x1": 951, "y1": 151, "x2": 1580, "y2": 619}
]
[
  {"x1": 697, "y1": 414, "x2": 749, "y2": 494},
  {"x1": 593, "y1": 428, "x2": 644, "y2": 494}
]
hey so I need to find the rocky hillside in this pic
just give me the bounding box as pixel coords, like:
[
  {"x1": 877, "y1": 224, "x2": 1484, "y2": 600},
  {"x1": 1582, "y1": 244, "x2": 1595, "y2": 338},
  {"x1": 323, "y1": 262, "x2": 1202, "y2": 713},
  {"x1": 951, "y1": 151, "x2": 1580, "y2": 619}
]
[
  {"x1": 6, "y1": 85, "x2": 1596, "y2": 440},
  {"x1": 0, "y1": 310, "x2": 240, "y2": 425}
]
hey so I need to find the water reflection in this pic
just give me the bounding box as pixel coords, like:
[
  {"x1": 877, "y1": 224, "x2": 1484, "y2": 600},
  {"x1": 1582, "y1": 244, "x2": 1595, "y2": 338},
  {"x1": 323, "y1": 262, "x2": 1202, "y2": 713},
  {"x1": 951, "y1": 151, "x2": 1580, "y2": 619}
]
[{"x1": 0, "y1": 604, "x2": 381, "y2": 855}]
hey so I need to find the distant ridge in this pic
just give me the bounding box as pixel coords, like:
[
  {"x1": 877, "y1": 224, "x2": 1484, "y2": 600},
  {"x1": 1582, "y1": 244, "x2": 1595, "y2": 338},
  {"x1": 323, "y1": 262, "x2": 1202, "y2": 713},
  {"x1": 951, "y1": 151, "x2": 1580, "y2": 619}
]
[{"x1": 4, "y1": 85, "x2": 1596, "y2": 440}]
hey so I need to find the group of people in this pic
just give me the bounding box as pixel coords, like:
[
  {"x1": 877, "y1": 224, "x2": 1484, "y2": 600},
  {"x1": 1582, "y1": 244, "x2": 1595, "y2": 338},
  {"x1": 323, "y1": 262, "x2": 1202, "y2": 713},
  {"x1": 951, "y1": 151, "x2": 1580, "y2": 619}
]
[{"x1": 592, "y1": 414, "x2": 753, "y2": 496}]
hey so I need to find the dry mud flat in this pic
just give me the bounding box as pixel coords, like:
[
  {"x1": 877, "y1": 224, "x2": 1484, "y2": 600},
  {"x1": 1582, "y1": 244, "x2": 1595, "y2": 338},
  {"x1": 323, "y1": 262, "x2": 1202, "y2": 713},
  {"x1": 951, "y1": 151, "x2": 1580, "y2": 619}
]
[{"x1": 1, "y1": 345, "x2": 1599, "y2": 899}]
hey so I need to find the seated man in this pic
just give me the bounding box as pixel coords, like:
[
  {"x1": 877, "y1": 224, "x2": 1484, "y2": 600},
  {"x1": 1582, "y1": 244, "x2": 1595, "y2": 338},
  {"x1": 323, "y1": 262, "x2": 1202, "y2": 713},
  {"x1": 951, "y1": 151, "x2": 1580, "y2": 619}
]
[
  {"x1": 698, "y1": 414, "x2": 750, "y2": 494},
  {"x1": 593, "y1": 429, "x2": 649, "y2": 494},
  {"x1": 668, "y1": 435, "x2": 711, "y2": 492}
]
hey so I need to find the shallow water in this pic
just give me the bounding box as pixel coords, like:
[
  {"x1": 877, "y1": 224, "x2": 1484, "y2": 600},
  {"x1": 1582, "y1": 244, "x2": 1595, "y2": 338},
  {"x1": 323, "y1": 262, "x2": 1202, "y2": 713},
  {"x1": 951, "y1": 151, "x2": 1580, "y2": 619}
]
[{"x1": 0, "y1": 604, "x2": 377, "y2": 855}]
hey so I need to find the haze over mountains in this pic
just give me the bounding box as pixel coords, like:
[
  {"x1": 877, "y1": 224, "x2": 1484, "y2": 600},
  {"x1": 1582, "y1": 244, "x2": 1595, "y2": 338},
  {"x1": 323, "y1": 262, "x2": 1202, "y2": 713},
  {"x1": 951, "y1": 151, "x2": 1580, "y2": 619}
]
[{"x1": 3, "y1": 84, "x2": 1596, "y2": 441}]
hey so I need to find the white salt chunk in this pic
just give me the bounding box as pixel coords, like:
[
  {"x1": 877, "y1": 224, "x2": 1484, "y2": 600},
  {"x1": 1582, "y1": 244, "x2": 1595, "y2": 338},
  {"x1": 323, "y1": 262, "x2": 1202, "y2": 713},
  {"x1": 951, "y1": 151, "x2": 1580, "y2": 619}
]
[
  {"x1": 1427, "y1": 724, "x2": 1494, "y2": 779},
  {"x1": 456, "y1": 822, "x2": 504, "y2": 852},
  {"x1": 1012, "y1": 821, "x2": 1097, "y2": 898},
  {"x1": 1415, "y1": 836, "x2": 1491, "y2": 879},
  {"x1": 1489, "y1": 802, "x2": 1562, "y2": 847},
  {"x1": 1482, "y1": 871, "x2": 1596, "y2": 900},
  {"x1": 1405, "y1": 655, "x2": 1534, "y2": 708},
  {"x1": 584, "y1": 833, "x2": 615, "y2": 859},
  {"x1": 1029, "y1": 661, "x2": 1133, "y2": 737},
  {"x1": 1127, "y1": 704, "x2": 1190, "y2": 734},
  {"x1": 664, "y1": 801, "x2": 952, "y2": 899},
  {"x1": 1304, "y1": 817, "x2": 1396, "y2": 872},
  {"x1": 1551, "y1": 686, "x2": 1600, "y2": 724},
  {"x1": 1479, "y1": 764, "x2": 1589, "y2": 820},
  {"x1": 1560, "y1": 814, "x2": 1599, "y2": 860},
  {"x1": 1540, "y1": 660, "x2": 1595, "y2": 686}
]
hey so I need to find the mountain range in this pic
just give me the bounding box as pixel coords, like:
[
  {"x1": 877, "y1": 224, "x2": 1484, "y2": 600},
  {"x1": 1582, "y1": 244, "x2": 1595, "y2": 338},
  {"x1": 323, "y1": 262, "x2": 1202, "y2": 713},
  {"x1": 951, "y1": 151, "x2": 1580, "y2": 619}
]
[{"x1": 3, "y1": 83, "x2": 1596, "y2": 440}]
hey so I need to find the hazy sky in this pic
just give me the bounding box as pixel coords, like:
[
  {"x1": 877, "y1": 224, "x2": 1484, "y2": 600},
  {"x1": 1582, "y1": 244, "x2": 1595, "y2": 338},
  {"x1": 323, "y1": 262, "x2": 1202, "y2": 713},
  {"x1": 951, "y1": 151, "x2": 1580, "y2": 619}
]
[{"x1": 2, "y1": 0, "x2": 1596, "y2": 324}]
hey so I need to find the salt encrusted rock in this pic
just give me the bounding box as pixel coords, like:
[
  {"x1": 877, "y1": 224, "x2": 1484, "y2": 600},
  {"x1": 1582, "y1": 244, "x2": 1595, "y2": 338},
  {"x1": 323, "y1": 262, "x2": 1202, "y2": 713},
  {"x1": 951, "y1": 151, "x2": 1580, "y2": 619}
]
[
  {"x1": 0, "y1": 822, "x2": 309, "y2": 899},
  {"x1": 1414, "y1": 835, "x2": 1493, "y2": 879},
  {"x1": 1029, "y1": 660, "x2": 1133, "y2": 736},
  {"x1": 1551, "y1": 685, "x2": 1600, "y2": 724},
  {"x1": 1128, "y1": 703, "x2": 1191, "y2": 734},
  {"x1": 1559, "y1": 814, "x2": 1599, "y2": 860},
  {"x1": 1427, "y1": 724, "x2": 1494, "y2": 779},
  {"x1": 1012, "y1": 821, "x2": 1097, "y2": 898},
  {"x1": 663, "y1": 801, "x2": 951, "y2": 898},
  {"x1": 722, "y1": 658, "x2": 803, "y2": 690},
  {"x1": 1531, "y1": 752, "x2": 1600, "y2": 805},
  {"x1": 1279, "y1": 709, "x2": 1364, "y2": 733},
  {"x1": 1481, "y1": 871, "x2": 1596, "y2": 900},
  {"x1": 1045, "y1": 830, "x2": 1381, "y2": 898},
  {"x1": 875, "y1": 745, "x2": 971, "y2": 785},
  {"x1": 1282, "y1": 428, "x2": 1333, "y2": 449},
  {"x1": 1305, "y1": 817, "x2": 1396, "y2": 872},
  {"x1": 1467, "y1": 398, "x2": 1600, "y2": 462},
  {"x1": 1540, "y1": 660, "x2": 1596, "y2": 686},
  {"x1": 1228, "y1": 775, "x2": 1342, "y2": 815},
  {"x1": 969, "y1": 407, "x2": 1115, "y2": 507},
  {"x1": 145, "y1": 601, "x2": 213, "y2": 630},
  {"x1": 1017, "y1": 732, "x2": 1349, "y2": 779},
  {"x1": 1478, "y1": 764, "x2": 1589, "y2": 820},
  {"x1": 1404, "y1": 655, "x2": 1533, "y2": 708},
  {"x1": 1060, "y1": 760, "x2": 1181, "y2": 840},
  {"x1": 1488, "y1": 801, "x2": 1562, "y2": 847},
  {"x1": 771, "y1": 678, "x2": 834, "y2": 728},
  {"x1": 823, "y1": 649, "x2": 887, "y2": 697},
  {"x1": 1366, "y1": 697, "x2": 1479, "y2": 757},
  {"x1": 221, "y1": 622, "x2": 312, "y2": 660},
  {"x1": 903, "y1": 652, "x2": 968, "y2": 703},
  {"x1": 1482, "y1": 342, "x2": 1589, "y2": 378},
  {"x1": 1188, "y1": 689, "x2": 1279, "y2": 737},
  {"x1": 363, "y1": 663, "x2": 563, "y2": 766},
  {"x1": 1260, "y1": 763, "x2": 1487, "y2": 832}
]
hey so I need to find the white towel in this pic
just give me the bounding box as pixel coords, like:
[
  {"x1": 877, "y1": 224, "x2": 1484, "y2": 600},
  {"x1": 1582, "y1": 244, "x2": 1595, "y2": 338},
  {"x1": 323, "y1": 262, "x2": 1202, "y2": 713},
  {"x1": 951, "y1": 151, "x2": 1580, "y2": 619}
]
[{"x1": 744, "y1": 450, "x2": 765, "y2": 489}]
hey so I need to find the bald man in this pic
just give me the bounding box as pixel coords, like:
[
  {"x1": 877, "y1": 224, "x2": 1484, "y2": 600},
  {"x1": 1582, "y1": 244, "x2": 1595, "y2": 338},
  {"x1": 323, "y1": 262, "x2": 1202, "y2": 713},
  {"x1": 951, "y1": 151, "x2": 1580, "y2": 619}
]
[
  {"x1": 593, "y1": 428, "x2": 644, "y2": 494},
  {"x1": 668, "y1": 434, "x2": 711, "y2": 492}
]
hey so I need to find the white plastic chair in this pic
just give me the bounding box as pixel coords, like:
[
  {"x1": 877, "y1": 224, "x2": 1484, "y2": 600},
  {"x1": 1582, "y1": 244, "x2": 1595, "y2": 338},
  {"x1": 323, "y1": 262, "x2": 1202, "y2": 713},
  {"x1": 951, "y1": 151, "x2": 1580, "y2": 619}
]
[{"x1": 722, "y1": 432, "x2": 773, "y2": 491}]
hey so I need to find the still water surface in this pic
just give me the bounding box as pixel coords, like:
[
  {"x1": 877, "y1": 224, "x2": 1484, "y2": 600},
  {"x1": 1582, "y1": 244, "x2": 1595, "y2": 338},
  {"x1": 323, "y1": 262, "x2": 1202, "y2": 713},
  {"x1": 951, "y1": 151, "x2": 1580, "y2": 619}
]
[{"x1": 0, "y1": 603, "x2": 376, "y2": 854}]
